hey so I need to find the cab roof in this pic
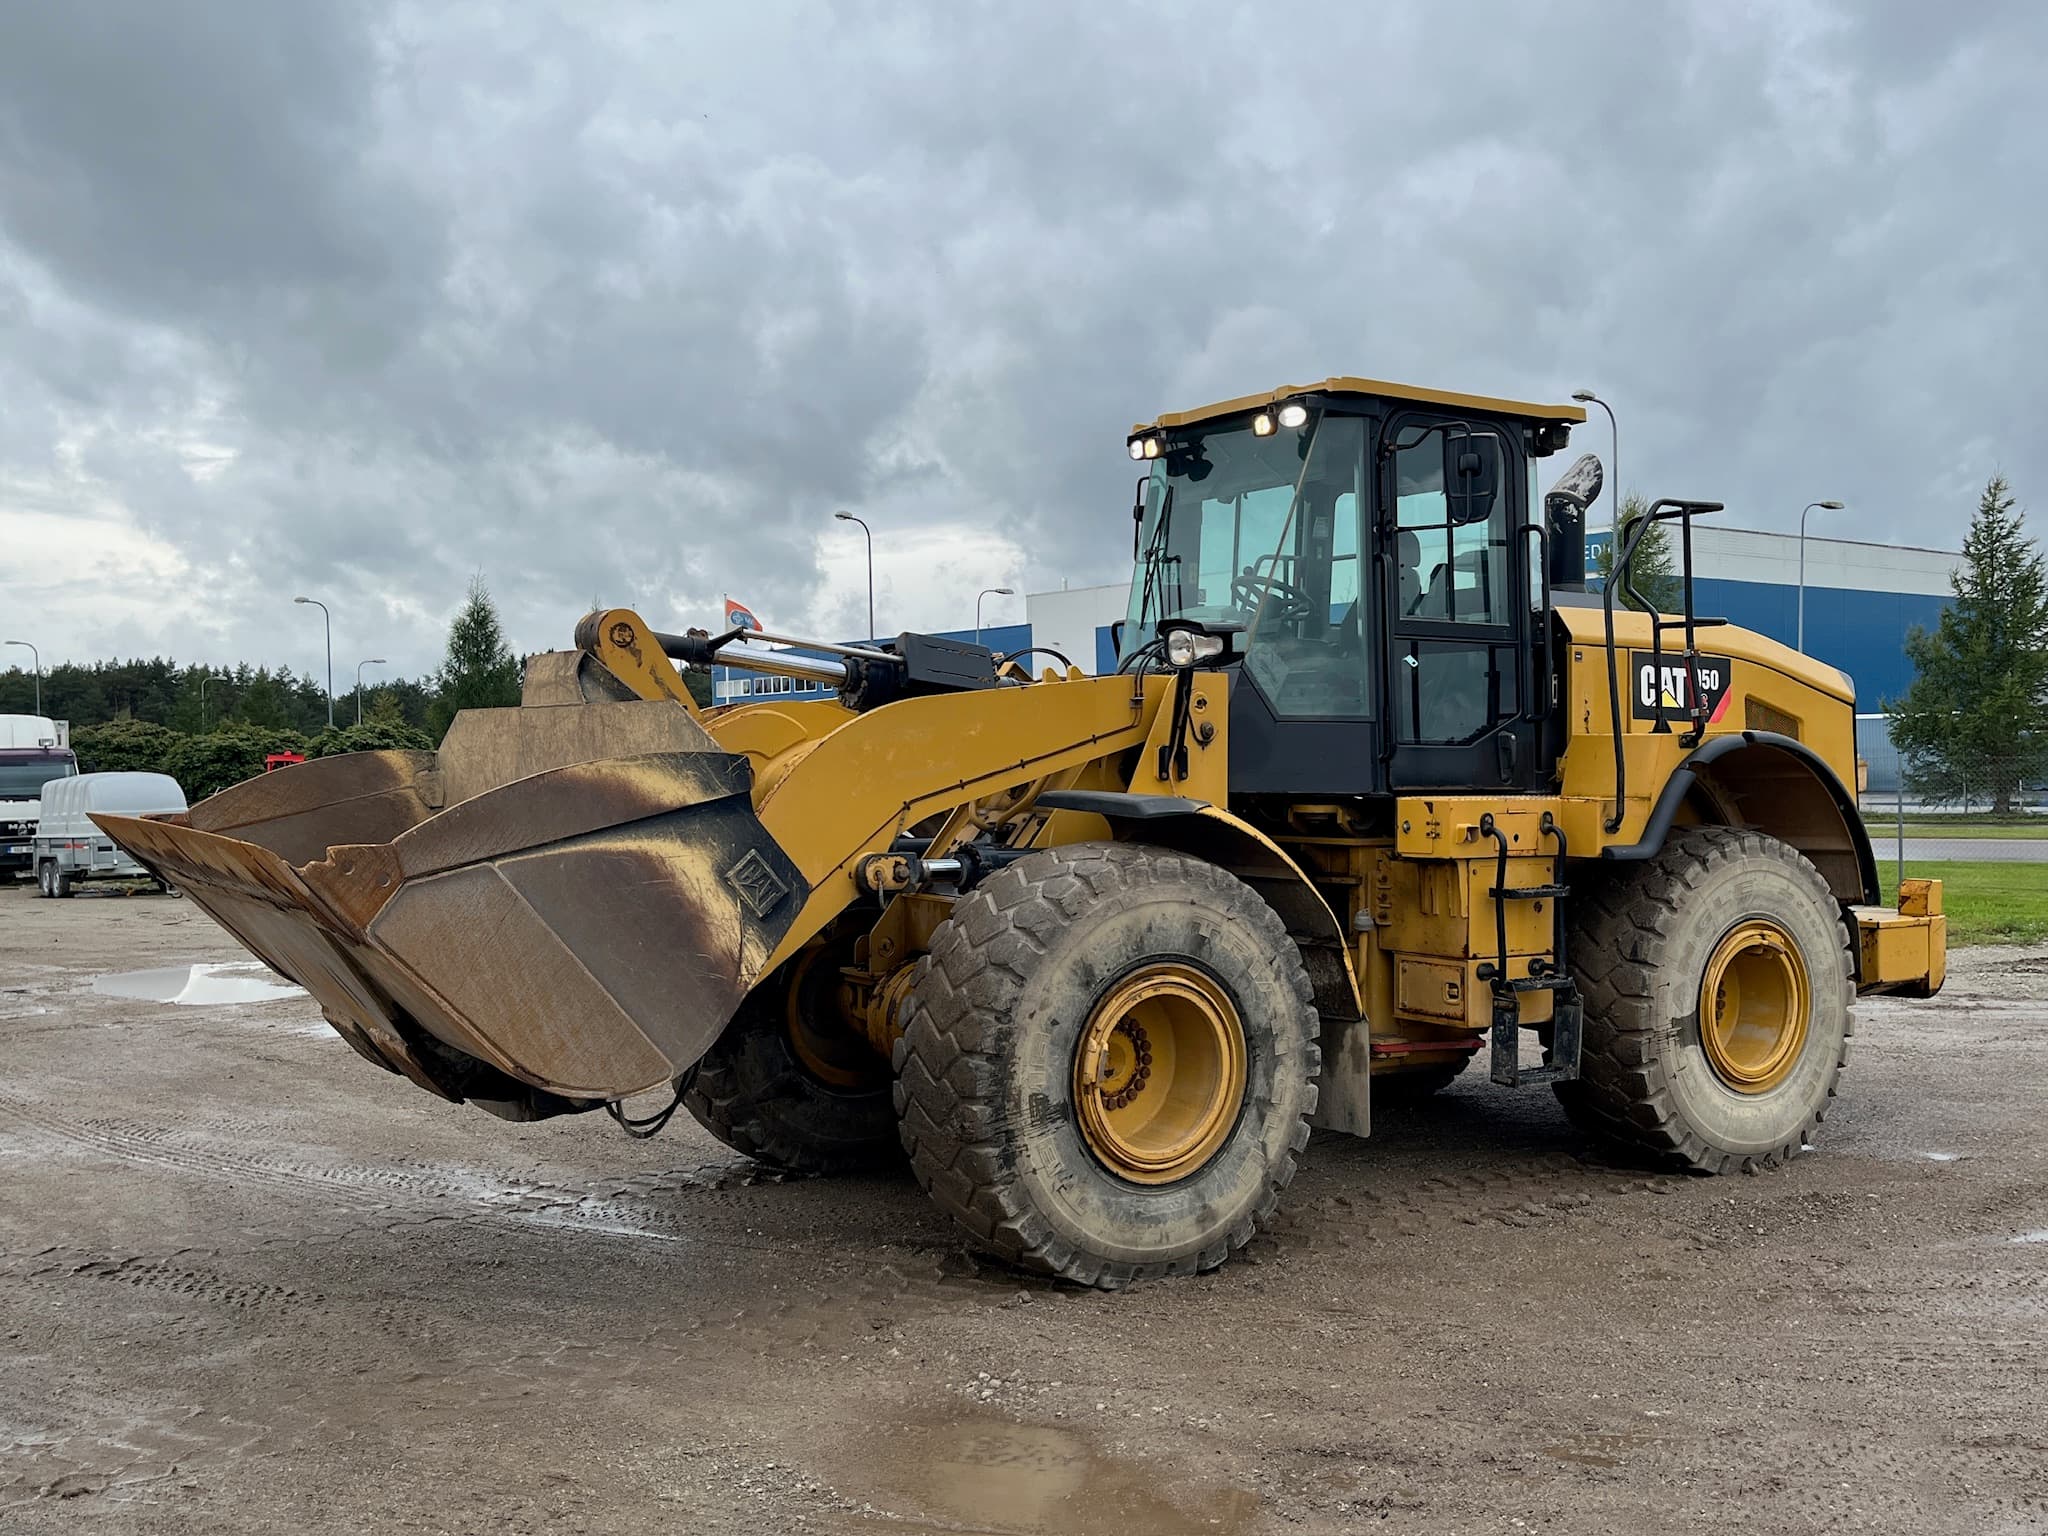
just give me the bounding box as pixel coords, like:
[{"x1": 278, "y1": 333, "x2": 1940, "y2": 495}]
[{"x1": 1133, "y1": 375, "x2": 1589, "y2": 436}]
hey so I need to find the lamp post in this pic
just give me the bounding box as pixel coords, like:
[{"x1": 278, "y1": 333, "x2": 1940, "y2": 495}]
[
  {"x1": 976, "y1": 587, "x2": 1016, "y2": 646},
  {"x1": 1570, "y1": 390, "x2": 1620, "y2": 539},
  {"x1": 834, "y1": 511, "x2": 875, "y2": 642},
  {"x1": 198, "y1": 668, "x2": 222, "y2": 728},
  {"x1": 3, "y1": 640, "x2": 40, "y2": 715},
  {"x1": 355, "y1": 658, "x2": 387, "y2": 726},
  {"x1": 1797, "y1": 500, "x2": 1846, "y2": 653},
  {"x1": 293, "y1": 596, "x2": 334, "y2": 727}
]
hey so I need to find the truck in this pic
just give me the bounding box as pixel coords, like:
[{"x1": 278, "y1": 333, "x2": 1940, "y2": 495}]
[
  {"x1": 32, "y1": 771, "x2": 188, "y2": 896},
  {"x1": 0, "y1": 715, "x2": 78, "y2": 881}
]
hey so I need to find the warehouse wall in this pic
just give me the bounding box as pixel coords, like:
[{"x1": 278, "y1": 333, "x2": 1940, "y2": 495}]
[
  {"x1": 1586, "y1": 526, "x2": 1957, "y2": 707},
  {"x1": 1025, "y1": 584, "x2": 1128, "y2": 675}
]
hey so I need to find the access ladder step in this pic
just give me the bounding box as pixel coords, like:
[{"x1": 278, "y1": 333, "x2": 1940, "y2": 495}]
[
  {"x1": 1476, "y1": 968, "x2": 1575, "y2": 994},
  {"x1": 1488, "y1": 996, "x2": 1584, "y2": 1088},
  {"x1": 1491, "y1": 883, "x2": 1570, "y2": 900}
]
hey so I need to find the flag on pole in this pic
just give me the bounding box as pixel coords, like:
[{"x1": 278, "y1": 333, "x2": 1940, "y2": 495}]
[{"x1": 724, "y1": 597, "x2": 761, "y2": 632}]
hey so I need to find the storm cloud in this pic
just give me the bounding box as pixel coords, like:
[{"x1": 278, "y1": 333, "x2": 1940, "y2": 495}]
[{"x1": 2, "y1": 0, "x2": 2043, "y2": 679}]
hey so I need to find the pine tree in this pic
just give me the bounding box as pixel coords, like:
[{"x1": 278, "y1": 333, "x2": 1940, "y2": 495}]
[
  {"x1": 428, "y1": 575, "x2": 522, "y2": 738},
  {"x1": 1888, "y1": 475, "x2": 2048, "y2": 814},
  {"x1": 1592, "y1": 493, "x2": 1683, "y2": 613},
  {"x1": 365, "y1": 687, "x2": 407, "y2": 728}
]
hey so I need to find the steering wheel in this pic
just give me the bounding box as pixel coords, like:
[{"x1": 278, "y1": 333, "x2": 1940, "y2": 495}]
[{"x1": 1231, "y1": 568, "x2": 1317, "y2": 624}]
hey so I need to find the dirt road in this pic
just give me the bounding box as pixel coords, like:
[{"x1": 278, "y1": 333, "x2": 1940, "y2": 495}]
[{"x1": 3, "y1": 886, "x2": 2043, "y2": 1534}]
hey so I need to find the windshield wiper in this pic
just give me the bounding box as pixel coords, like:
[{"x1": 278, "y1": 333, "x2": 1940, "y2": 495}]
[{"x1": 1136, "y1": 484, "x2": 1176, "y2": 634}]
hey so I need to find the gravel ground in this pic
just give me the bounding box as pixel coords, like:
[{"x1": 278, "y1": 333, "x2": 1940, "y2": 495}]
[{"x1": 2, "y1": 884, "x2": 2044, "y2": 1534}]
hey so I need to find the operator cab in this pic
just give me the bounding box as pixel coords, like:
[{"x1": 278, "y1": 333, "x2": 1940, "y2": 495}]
[{"x1": 1119, "y1": 377, "x2": 1590, "y2": 797}]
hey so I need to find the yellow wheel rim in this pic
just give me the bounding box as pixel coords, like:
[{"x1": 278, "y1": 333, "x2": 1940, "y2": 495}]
[
  {"x1": 783, "y1": 942, "x2": 881, "y2": 1092},
  {"x1": 1698, "y1": 920, "x2": 1811, "y2": 1094},
  {"x1": 1073, "y1": 963, "x2": 1248, "y2": 1185}
]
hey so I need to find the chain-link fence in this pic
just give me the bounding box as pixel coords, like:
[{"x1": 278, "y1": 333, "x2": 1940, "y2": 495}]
[{"x1": 1856, "y1": 716, "x2": 2047, "y2": 890}]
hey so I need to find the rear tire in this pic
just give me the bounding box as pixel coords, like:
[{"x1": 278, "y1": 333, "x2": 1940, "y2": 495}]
[
  {"x1": 894, "y1": 842, "x2": 1319, "y2": 1288},
  {"x1": 682, "y1": 937, "x2": 901, "y2": 1175},
  {"x1": 1557, "y1": 826, "x2": 1853, "y2": 1173},
  {"x1": 51, "y1": 866, "x2": 73, "y2": 899},
  {"x1": 36, "y1": 861, "x2": 52, "y2": 898}
]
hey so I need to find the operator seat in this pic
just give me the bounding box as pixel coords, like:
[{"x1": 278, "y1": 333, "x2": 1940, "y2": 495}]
[{"x1": 1399, "y1": 530, "x2": 1423, "y2": 616}]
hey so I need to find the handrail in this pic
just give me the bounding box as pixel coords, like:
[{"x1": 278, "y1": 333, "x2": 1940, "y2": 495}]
[{"x1": 1601, "y1": 498, "x2": 1723, "y2": 832}]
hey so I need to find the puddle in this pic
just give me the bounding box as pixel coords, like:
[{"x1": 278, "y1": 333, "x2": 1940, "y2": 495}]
[
  {"x1": 832, "y1": 1412, "x2": 1254, "y2": 1534},
  {"x1": 93, "y1": 963, "x2": 306, "y2": 1007},
  {"x1": 2013, "y1": 1230, "x2": 2048, "y2": 1245},
  {"x1": 1920, "y1": 1151, "x2": 1961, "y2": 1162}
]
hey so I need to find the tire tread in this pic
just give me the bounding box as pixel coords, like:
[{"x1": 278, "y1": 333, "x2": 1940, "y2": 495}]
[
  {"x1": 1557, "y1": 825, "x2": 1854, "y2": 1174},
  {"x1": 894, "y1": 842, "x2": 1320, "y2": 1288}
]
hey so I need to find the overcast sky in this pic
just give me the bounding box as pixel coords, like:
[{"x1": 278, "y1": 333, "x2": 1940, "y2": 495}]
[{"x1": 2, "y1": 1, "x2": 2043, "y2": 683}]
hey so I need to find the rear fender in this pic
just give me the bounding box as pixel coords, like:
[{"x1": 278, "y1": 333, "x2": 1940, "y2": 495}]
[{"x1": 1605, "y1": 731, "x2": 1880, "y2": 905}]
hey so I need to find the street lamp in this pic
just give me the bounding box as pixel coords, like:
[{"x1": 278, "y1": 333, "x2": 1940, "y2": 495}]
[
  {"x1": 3, "y1": 639, "x2": 40, "y2": 715},
  {"x1": 1797, "y1": 500, "x2": 1846, "y2": 654},
  {"x1": 292, "y1": 596, "x2": 334, "y2": 728},
  {"x1": 355, "y1": 658, "x2": 387, "y2": 726},
  {"x1": 198, "y1": 668, "x2": 224, "y2": 728},
  {"x1": 976, "y1": 587, "x2": 1016, "y2": 646},
  {"x1": 834, "y1": 511, "x2": 875, "y2": 642},
  {"x1": 1570, "y1": 390, "x2": 1620, "y2": 537}
]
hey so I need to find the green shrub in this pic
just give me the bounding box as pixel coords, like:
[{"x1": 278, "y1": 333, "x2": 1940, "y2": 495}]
[
  {"x1": 72, "y1": 719, "x2": 181, "y2": 775},
  {"x1": 164, "y1": 727, "x2": 310, "y2": 802}
]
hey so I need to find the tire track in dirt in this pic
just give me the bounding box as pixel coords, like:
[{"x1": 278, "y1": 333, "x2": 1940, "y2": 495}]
[
  {"x1": 43, "y1": 1252, "x2": 316, "y2": 1315},
  {"x1": 0, "y1": 1089, "x2": 1028, "y2": 1385},
  {"x1": 0, "y1": 1089, "x2": 800, "y2": 1248}
]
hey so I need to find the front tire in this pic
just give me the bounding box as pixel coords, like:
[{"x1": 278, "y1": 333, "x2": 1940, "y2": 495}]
[
  {"x1": 1558, "y1": 826, "x2": 1853, "y2": 1173},
  {"x1": 894, "y1": 843, "x2": 1319, "y2": 1287}
]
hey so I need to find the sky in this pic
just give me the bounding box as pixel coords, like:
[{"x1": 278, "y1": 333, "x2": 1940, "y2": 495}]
[{"x1": 1, "y1": 0, "x2": 2043, "y2": 684}]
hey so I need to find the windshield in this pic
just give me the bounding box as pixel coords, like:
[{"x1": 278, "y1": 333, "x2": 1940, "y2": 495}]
[
  {"x1": 1121, "y1": 413, "x2": 1369, "y2": 717},
  {"x1": 0, "y1": 755, "x2": 75, "y2": 799}
]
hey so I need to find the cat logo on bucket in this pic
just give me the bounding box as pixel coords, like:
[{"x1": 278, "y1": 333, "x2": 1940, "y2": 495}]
[{"x1": 1630, "y1": 651, "x2": 1733, "y2": 724}]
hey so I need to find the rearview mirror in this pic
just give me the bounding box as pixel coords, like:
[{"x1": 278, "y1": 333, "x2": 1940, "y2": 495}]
[{"x1": 1444, "y1": 432, "x2": 1502, "y2": 525}]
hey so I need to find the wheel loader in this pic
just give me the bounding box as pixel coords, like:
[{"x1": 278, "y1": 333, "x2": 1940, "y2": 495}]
[{"x1": 96, "y1": 374, "x2": 1946, "y2": 1287}]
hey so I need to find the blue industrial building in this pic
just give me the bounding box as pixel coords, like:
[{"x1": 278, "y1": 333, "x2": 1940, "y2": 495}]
[{"x1": 1584, "y1": 526, "x2": 1956, "y2": 708}]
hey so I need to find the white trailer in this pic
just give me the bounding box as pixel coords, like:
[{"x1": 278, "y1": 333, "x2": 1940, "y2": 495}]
[{"x1": 33, "y1": 772, "x2": 188, "y2": 897}]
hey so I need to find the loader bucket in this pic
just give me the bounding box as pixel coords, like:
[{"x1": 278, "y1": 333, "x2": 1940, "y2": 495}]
[{"x1": 93, "y1": 696, "x2": 808, "y2": 1118}]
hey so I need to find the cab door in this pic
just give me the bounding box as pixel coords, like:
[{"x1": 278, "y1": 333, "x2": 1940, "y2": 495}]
[{"x1": 1379, "y1": 414, "x2": 1545, "y2": 790}]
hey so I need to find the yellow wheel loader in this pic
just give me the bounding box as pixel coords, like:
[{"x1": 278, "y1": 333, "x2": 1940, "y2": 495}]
[{"x1": 97, "y1": 375, "x2": 1946, "y2": 1287}]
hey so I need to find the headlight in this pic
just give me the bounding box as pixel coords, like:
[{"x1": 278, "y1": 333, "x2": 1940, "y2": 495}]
[
  {"x1": 1128, "y1": 435, "x2": 1163, "y2": 460},
  {"x1": 1277, "y1": 402, "x2": 1310, "y2": 429},
  {"x1": 1164, "y1": 627, "x2": 1226, "y2": 668},
  {"x1": 1251, "y1": 411, "x2": 1275, "y2": 437}
]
